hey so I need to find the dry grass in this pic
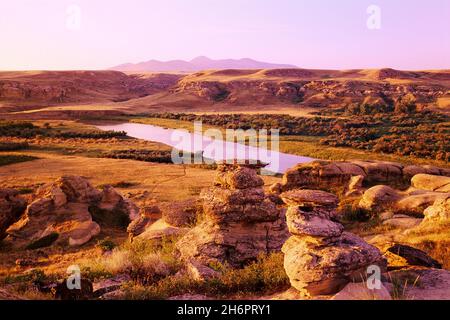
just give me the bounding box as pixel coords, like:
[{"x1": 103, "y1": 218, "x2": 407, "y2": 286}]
[{"x1": 120, "y1": 252, "x2": 289, "y2": 300}]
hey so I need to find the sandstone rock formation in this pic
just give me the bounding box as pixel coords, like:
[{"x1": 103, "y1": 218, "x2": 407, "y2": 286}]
[
  {"x1": 6, "y1": 176, "x2": 138, "y2": 248},
  {"x1": 386, "y1": 244, "x2": 442, "y2": 269},
  {"x1": 130, "y1": 199, "x2": 198, "y2": 241},
  {"x1": 358, "y1": 185, "x2": 402, "y2": 212},
  {"x1": 127, "y1": 205, "x2": 161, "y2": 238},
  {"x1": 275, "y1": 160, "x2": 450, "y2": 195},
  {"x1": 0, "y1": 189, "x2": 27, "y2": 240},
  {"x1": 280, "y1": 189, "x2": 387, "y2": 296},
  {"x1": 176, "y1": 164, "x2": 288, "y2": 269},
  {"x1": 357, "y1": 173, "x2": 449, "y2": 218},
  {"x1": 160, "y1": 199, "x2": 199, "y2": 228},
  {"x1": 411, "y1": 174, "x2": 450, "y2": 192},
  {"x1": 422, "y1": 195, "x2": 450, "y2": 222}
]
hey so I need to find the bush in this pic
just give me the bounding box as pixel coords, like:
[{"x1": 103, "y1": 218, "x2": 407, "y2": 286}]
[
  {"x1": 97, "y1": 238, "x2": 117, "y2": 252},
  {"x1": 82, "y1": 238, "x2": 182, "y2": 284}
]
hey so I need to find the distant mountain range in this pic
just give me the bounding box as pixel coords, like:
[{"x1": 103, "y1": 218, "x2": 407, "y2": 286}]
[{"x1": 110, "y1": 56, "x2": 297, "y2": 72}]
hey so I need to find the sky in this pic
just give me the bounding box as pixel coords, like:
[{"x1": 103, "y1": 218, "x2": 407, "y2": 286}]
[{"x1": 0, "y1": 0, "x2": 449, "y2": 70}]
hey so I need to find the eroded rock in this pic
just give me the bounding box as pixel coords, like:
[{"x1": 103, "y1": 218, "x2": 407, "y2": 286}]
[
  {"x1": 358, "y1": 185, "x2": 402, "y2": 212},
  {"x1": 280, "y1": 189, "x2": 386, "y2": 296},
  {"x1": 176, "y1": 164, "x2": 288, "y2": 268},
  {"x1": 6, "y1": 176, "x2": 138, "y2": 248},
  {"x1": 411, "y1": 174, "x2": 450, "y2": 192}
]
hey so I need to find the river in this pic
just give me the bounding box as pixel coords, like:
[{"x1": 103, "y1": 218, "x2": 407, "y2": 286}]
[{"x1": 95, "y1": 122, "x2": 315, "y2": 174}]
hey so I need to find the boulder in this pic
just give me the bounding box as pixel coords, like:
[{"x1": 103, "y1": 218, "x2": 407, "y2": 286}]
[
  {"x1": 279, "y1": 160, "x2": 449, "y2": 194},
  {"x1": 423, "y1": 196, "x2": 450, "y2": 221},
  {"x1": 351, "y1": 161, "x2": 403, "y2": 183},
  {"x1": 214, "y1": 164, "x2": 264, "y2": 190},
  {"x1": 56, "y1": 175, "x2": 101, "y2": 203},
  {"x1": 6, "y1": 176, "x2": 137, "y2": 248},
  {"x1": 403, "y1": 165, "x2": 432, "y2": 179},
  {"x1": 358, "y1": 185, "x2": 402, "y2": 212},
  {"x1": 0, "y1": 189, "x2": 27, "y2": 240},
  {"x1": 382, "y1": 215, "x2": 422, "y2": 229},
  {"x1": 280, "y1": 189, "x2": 386, "y2": 296},
  {"x1": 387, "y1": 244, "x2": 442, "y2": 269},
  {"x1": 411, "y1": 174, "x2": 450, "y2": 192},
  {"x1": 395, "y1": 192, "x2": 448, "y2": 216},
  {"x1": 280, "y1": 189, "x2": 338, "y2": 208},
  {"x1": 282, "y1": 232, "x2": 387, "y2": 296}
]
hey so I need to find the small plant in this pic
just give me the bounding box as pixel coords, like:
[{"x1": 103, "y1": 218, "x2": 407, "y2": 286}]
[
  {"x1": 97, "y1": 238, "x2": 117, "y2": 251},
  {"x1": 389, "y1": 272, "x2": 421, "y2": 300}
]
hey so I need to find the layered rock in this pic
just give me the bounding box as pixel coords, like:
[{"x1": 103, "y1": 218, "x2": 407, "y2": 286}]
[
  {"x1": 0, "y1": 189, "x2": 27, "y2": 240},
  {"x1": 280, "y1": 189, "x2": 386, "y2": 296},
  {"x1": 422, "y1": 195, "x2": 450, "y2": 222},
  {"x1": 358, "y1": 173, "x2": 449, "y2": 218},
  {"x1": 6, "y1": 176, "x2": 138, "y2": 248},
  {"x1": 176, "y1": 164, "x2": 288, "y2": 269},
  {"x1": 411, "y1": 174, "x2": 450, "y2": 192},
  {"x1": 358, "y1": 185, "x2": 403, "y2": 212},
  {"x1": 275, "y1": 160, "x2": 450, "y2": 194}
]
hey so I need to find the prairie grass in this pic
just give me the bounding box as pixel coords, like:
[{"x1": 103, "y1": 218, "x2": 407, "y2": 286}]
[{"x1": 120, "y1": 253, "x2": 289, "y2": 300}]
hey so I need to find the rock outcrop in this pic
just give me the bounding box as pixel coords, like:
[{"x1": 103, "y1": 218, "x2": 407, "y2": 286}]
[
  {"x1": 357, "y1": 173, "x2": 449, "y2": 218},
  {"x1": 0, "y1": 189, "x2": 27, "y2": 240},
  {"x1": 411, "y1": 174, "x2": 450, "y2": 192},
  {"x1": 422, "y1": 195, "x2": 450, "y2": 222},
  {"x1": 358, "y1": 185, "x2": 402, "y2": 212},
  {"x1": 6, "y1": 176, "x2": 138, "y2": 248},
  {"x1": 176, "y1": 164, "x2": 288, "y2": 269},
  {"x1": 386, "y1": 244, "x2": 442, "y2": 269},
  {"x1": 275, "y1": 160, "x2": 450, "y2": 195},
  {"x1": 280, "y1": 189, "x2": 387, "y2": 296},
  {"x1": 130, "y1": 199, "x2": 199, "y2": 241}
]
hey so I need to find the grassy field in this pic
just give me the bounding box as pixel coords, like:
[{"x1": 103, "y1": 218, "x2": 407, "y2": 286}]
[{"x1": 0, "y1": 154, "x2": 38, "y2": 167}]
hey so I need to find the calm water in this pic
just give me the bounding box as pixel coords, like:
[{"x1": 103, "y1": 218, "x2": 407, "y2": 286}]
[{"x1": 95, "y1": 122, "x2": 314, "y2": 174}]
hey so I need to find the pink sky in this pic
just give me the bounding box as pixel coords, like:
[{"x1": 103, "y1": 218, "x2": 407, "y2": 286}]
[{"x1": 0, "y1": 0, "x2": 449, "y2": 70}]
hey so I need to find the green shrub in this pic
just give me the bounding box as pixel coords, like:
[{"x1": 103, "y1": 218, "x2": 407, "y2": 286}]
[
  {"x1": 97, "y1": 238, "x2": 117, "y2": 251},
  {"x1": 121, "y1": 253, "x2": 289, "y2": 299}
]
